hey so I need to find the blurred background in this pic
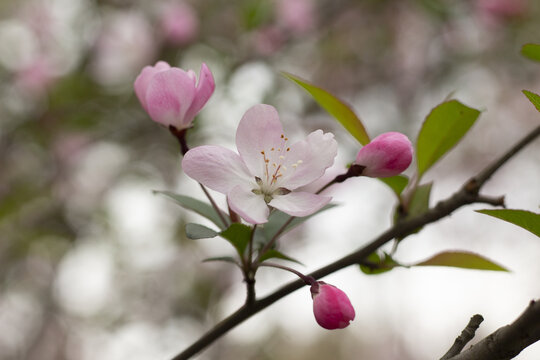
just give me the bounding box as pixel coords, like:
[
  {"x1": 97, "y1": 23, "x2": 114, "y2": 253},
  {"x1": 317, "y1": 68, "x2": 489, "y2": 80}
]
[{"x1": 0, "y1": 0, "x2": 539, "y2": 359}]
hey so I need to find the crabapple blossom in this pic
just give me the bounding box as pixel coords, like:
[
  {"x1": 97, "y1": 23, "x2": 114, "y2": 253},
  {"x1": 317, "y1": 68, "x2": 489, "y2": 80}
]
[
  {"x1": 311, "y1": 281, "x2": 355, "y2": 330},
  {"x1": 354, "y1": 132, "x2": 413, "y2": 178},
  {"x1": 159, "y1": 2, "x2": 199, "y2": 45},
  {"x1": 134, "y1": 61, "x2": 215, "y2": 130},
  {"x1": 182, "y1": 104, "x2": 337, "y2": 224}
]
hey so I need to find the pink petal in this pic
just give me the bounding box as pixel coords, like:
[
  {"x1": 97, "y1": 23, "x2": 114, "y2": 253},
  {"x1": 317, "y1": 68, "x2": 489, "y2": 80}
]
[
  {"x1": 228, "y1": 185, "x2": 270, "y2": 224},
  {"x1": 145, "y1": 68, "x2": 196, "y2": 128},
  {"x1": 236, "y1": 104, "x2": 285, "y2": 177},
  {"x1": 182, "y1": 145, "x2": 253, "y2": 194},
  {"x1": 269, "y1": 191, "x2": 331, "y2": 217},
  {"x1": 355, "y1": 132, "x2": 413, "y2": 178},
  {"x1": 312, "y1": 283, "x2": 355, "y2": 330},
  {"x1": 184, "y1": 63, "x2": 215, "y2": 123},
  {"x1": 280, "y1": 130, "x2": 338, "y2": 189},
  {"x1": 134, "y1": 62, "x2": 172, "y2": 111}
]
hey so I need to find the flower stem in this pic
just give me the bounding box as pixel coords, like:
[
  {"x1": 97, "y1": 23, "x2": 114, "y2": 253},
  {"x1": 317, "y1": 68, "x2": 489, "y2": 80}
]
[
  {"x1": 259, "y1": 262, "x2": 315, "y2": 286},
  {"x1": 254, "y1": 216, "x2": 295, "y2": 265},
  {"x1": 199, "y1": 184, "x2": 229, "y2": 229},
  {"x1": 316, "y1": 164, "x2": 365, "y2": 194}
]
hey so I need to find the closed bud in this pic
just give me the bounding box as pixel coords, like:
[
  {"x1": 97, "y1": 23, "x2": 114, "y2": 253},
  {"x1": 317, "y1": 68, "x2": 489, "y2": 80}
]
[
  {"x1": 354, "y1": 132, "x2": 413, "y2": 178},
  {"x1": 311, "y1": 282, "x2": 355, "y2": 330},
  {"x1": 134, "y1": 61, "x2": 215, "y2": 130}
]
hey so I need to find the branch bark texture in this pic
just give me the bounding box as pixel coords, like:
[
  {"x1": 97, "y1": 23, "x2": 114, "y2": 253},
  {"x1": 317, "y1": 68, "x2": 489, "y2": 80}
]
[{"x1": 172, "y1": 125, "x2": 540, "y2": 360}]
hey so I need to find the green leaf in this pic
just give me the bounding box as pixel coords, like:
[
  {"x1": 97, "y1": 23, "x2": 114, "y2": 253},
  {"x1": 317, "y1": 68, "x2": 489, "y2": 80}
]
[
  {"x1": 359, "y1": 252, "x2": 399, "y2": 275},
  {"x1": 416, "y1": 100, "x2": 481, "y2": 177},
  {"x1": 379, "y1": 175, "x2": 409, "y2": 196},
  {"x1": 283, "y1": 72, "x2": 370, "y2": 145},
  {"x1": 414, "y1": 251, "x2": 509, "y2": 272},
  {"x1": 408, "y1": 183, "x2": 432, "y2": 218},
  {"x1": 522, "y1": 90, "x2": 540, "y2": 112},
  {"x1": 185, "y1": 223, "x2": 218, "y2": 240},
  {"x1": 521, "y1": 43, "x2": 540, "y2": 62},
  {"x1": 154, "y1": 191, "x2": 229, "y2": 230},
  {"x1": 258, "y1": 249, "x2": 303, "y2": 265},
  {"x1": 220, "y1": 223, "x2": 253, "y2": 256},
  {"x1": 476, "y1": 209, "x2": 540, "y2": 238},
  {"x1": 202, "y1": 256, "x2": 240, "y2": 266},
  {"x1": 262, "y1": 204, "x2": 337, "y2": 241}
]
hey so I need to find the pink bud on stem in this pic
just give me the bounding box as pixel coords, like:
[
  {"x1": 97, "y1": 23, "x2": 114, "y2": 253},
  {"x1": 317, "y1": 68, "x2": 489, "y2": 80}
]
[{"x1": 355, "y1": 132, "x2": 413, "y2": 178}]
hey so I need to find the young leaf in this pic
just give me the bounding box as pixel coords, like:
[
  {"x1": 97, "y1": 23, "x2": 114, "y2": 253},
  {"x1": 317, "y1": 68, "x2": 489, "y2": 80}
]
[
  {"x1": 262, "y1": 204, "x2": 337, "y2": 241},
  {"x1": 185, "y1": 223, "x2": 218, "y2": 240},
  {"x1": 476, "y1": 209, "x2": 540, "y2": 238},
  {"x1": 359, "y1": 252, "x2": 399, "y2": 275},
  {"x1": 202, "y1": 256, "x2": 240, "y2": 266},
  {"x1": 379, "y1": 175, "x2": 409, "y2": 196},
  {"x1": 154, "y1": 191, "x2": 229, "y2": 230},
  {"x1": 416, "y1": 100, "x2": 480, "y2": 177},
  {"x1": 220, "y1": 223, "x2": 253, "y2": 256},
  {"x1": 522, "y1": 90, "x2": 540, "y2": 112},
  {"x1": 407, "y1": 182, "x2": 432, "y2": 218},
  {"x1": 521, "y1": 43, "x2": 540, "y2": 63},
  {"x1": 282, "y1": 72, "x2": 370, "y2": 145},
  {"x1": 258, "y1": 249, "x2": 303, "y2": 265},
  {"x1": 414, "y1": 251, "x2": 509, "y2": 271}
]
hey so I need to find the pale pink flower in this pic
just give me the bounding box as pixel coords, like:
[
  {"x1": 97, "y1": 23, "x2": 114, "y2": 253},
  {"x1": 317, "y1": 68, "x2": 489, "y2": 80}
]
[
  {"x1": 182, "y1": 104, "x2": 337, "y2": 224},
  {"x1": 277, "y1": 0, "x2": 316, "y2": 35},
  {"x1": 477, "y1": 0, "x2": 527, "y2": 20},
  {"x1": 311, "y1": 282, "x2": 355, "y2": 330},
  {"x1": 354, "y1": 132, "x2": 413, "y2": 178},
  {"x1": 134, "y1": 61, "x2": 215, "y2": 130},
  {"x1": 159, "y1": 2, "x2": 199, "y2": 46}
]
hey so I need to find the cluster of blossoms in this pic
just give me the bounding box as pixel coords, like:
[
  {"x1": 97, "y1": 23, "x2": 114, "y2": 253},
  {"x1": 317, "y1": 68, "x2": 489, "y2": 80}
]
[{"x1": 134, "y1": 61, "x2": 413, "y2": 330}]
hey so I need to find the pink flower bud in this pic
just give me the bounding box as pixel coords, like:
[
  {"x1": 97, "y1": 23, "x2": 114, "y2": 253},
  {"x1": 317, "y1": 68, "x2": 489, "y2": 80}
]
[
  {"x1": 159, "y1": 2, "x2": 199, "y2": 46},
  {"x1": 311, "y1": 282, "x2": 355, "y2": 330},
  {"x1": 134, "y1": 61, "x2": 215, "y2": 130},
  {"x1": 354, "y1": 132, "x2": 413, "y2": 178}
]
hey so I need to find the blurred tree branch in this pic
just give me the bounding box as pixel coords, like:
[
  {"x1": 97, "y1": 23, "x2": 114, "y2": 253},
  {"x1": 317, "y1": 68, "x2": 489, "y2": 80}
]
[
  {"x1": 172, "y1": 125, "x2": 540, "y2": 360},
  {"x1": 446, "y1": 299, "x2": 540, "y2": 360}
]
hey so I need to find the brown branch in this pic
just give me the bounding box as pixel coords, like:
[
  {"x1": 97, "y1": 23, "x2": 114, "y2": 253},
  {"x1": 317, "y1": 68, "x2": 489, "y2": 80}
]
[
  {"x1": 440, "y1": 314, "x2": 484, "y2": 360},
  {"x1": 171, "y1": 125, "x2": 540, "y2": 360},
  {"x1": 449, "y1": 299, "x2": 540, "y2": 360}
]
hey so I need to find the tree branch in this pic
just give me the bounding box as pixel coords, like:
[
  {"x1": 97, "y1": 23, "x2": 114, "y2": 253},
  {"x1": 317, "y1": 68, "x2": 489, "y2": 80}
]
[
  {"x1": 171, "y1": 125, "x2": 540, "y2": 360},
  {"x1": 440, "y1": 314, "x2": 484, "y2": 360},
  {"x1": 449, "y1": 299, "x2": 540, "y2": 360}
]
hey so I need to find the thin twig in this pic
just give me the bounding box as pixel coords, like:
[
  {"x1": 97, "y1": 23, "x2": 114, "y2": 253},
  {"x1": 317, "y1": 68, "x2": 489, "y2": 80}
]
[
  {"x1": 171, "y1": 125, "x2": 540, "y2": 360},
  {"x1": 199, "y1": 184, "x2": 229, "y2": 229},
  {"x1": 255, "y1": 216, "x2": 295, "y2": 265},
  {"x1": 440, "y1": 314, "x2": 484, "y2": 360}
]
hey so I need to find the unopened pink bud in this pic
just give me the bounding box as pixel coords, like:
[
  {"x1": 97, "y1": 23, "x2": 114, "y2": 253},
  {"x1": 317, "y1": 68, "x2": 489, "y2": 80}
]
[
  {"x1": 354, "y1": 132, "x2": 413, "y2": 178},
  {"x1": 311, "y1": 282, "x2": 355, "y2": 330},
  {"x1": 159, "y1": 2, "x2": 199, "y2": 46},
  {"x1": 134, "y1": 61, "x2": 215, "y2": 130}
]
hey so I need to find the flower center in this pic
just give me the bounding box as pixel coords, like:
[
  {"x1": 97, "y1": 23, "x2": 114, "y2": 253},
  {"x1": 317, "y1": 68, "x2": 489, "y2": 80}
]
[{"x1": 251, "y1": 133, "x2": 302, "y2": 203}]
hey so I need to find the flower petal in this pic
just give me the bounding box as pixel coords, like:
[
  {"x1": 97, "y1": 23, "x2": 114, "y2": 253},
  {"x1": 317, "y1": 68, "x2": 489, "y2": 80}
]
[
  {"x1": 184, "y1": 63, "x2": 215, "y2": 124},
  {"x1": 182, "y1": 145, "x2": 253, "y2": 194},
  {"x1": 236, "y1": 104, "x2": 285, "y2": 177},
  {"x1": 269, "y1": 191, "x2": 331, "y2": 217},
  {"x1": 228, "y1": 185, "x2": 269, "y2": 224},
  {"x1": 145, "y1": 68, "x2": 196, "y2": 128},
  {"x1": 280, "y1": 130, "x2": 338, "y2": 189},
  {"x1": 134, "y1": 61, "x2": 171, "y2": 111}
]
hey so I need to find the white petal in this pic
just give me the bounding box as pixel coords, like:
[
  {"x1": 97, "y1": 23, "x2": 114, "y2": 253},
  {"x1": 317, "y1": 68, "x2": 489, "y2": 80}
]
[
  {"x1": 228, "y1": 185, "x2": 269, "y2": 224},
  {"x1": 182, "y1": 145, "x2": 253, "y2": 194},
  {"x1": 235, "y1": 104, "x2": 285, "y2": 177},
  {"x1": 280, "y1": 130, "x2": 338, "y2": 189},
  {"x1": 269, "y1": 191, "x2": 331, "y2": 217}
]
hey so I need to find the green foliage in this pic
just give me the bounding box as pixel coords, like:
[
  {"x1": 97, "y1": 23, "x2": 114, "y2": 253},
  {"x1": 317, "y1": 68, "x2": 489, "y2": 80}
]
[
  {"x1": 185, "y1": 223, "x2": 219, "y2": 240},
  {"x1": 414, "y1": 251, "x2": 509, "y2": 272},
  {"x1": 521, "y1": 43, "x2": 540, "y2": 63},
  {"x1": 359, "y1": 252, "x2": 398, "y2": 275},
  {"x1": 407, "y1": 183, "x2": 432, "y2": 218},
  {"x1": 522, "y1": 90, "x2": 540, "y2": 112},
  {"x1": 416, "y1": 100, "x2": 480, "y2": 177},
  {"x1": 283, "y1": 72, "x2": 370, "y2": 145},
  {"x1": 154, "y1": 191, "x2": 229, "y2": 230},
  {"x1": 258, "y1": 249, "x2": 303, "y2": 265},
  {"x1": 220, "y1": 223, "x2": 253, "y2": 257},
  {"x1": 476, "y1": 209, "x2": 540, "y2": 238},
  {"x1": 379, "y1": 175, "x2": 409, "y2": 196}
]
